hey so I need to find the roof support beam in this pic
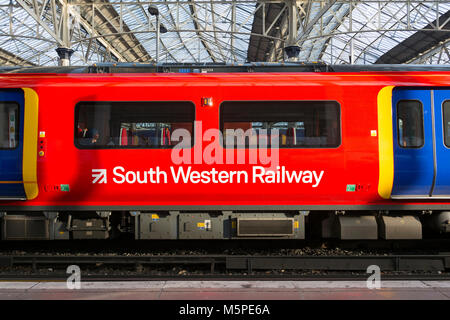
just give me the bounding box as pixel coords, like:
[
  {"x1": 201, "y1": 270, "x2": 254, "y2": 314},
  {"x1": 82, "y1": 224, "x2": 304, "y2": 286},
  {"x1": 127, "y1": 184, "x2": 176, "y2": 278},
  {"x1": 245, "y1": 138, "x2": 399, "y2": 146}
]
[
  {"x1": 376, "y1": 9, "x2": 450, "y2": 64},
  {"x1": 0, "y1": 47, "x2": 35, "y2": 66},
  {"x1": 406, "y1": 39, "x2": 450, "y2": 64},
  {"x1": 189, "y1": 0, "x2": 217, "y2": 62},
  {"x1": 15, "y1": 0, "x2": 128, "y2": 63},
  {"x1": 16, "y1": 0, "x2": 64, "y2": 46},
  {"x1": 69, "y1": 1, "x2": 139, "y2": 62}
]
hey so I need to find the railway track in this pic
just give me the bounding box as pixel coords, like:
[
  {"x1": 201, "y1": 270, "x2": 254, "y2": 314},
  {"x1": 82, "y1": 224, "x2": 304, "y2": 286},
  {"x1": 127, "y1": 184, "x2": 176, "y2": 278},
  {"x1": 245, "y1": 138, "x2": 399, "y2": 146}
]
[
  {"x1": 1, "y1": 253, "x2": 449, "y2": 274},
  {"x1": 0, "y1": 239, "x2": 448, "y2": 280}
]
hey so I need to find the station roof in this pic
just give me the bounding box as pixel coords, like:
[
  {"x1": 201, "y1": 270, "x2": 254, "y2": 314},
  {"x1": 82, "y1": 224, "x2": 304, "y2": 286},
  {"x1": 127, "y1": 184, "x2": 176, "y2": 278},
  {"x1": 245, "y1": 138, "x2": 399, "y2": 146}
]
[{"x1": 0, "y1": 0, "x2": 449, "y2": 66}]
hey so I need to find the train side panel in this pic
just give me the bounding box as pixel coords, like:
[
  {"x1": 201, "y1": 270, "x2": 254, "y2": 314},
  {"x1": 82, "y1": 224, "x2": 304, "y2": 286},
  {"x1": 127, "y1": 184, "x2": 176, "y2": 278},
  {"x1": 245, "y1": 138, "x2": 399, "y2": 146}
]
[
  {"x1": 25, "y1": 75, "x2": 381, "y2": 209},
  {"x1": 0, "y1": 72, "x2": 449, "y2": 211}
]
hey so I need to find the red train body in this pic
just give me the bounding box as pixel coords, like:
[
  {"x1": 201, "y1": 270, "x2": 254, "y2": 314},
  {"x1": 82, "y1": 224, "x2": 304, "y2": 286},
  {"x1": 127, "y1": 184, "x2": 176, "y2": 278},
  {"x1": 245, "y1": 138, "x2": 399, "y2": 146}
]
[{"x1": 0, "y1": 68, "x2": 449, "y2": 240}]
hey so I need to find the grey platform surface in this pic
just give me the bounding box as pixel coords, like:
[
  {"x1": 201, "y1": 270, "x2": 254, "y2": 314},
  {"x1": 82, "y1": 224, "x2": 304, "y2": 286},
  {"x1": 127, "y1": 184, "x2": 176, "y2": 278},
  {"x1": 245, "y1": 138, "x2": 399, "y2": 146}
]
[{"x1": 0, "y1": 280, "x2": 449, "y2": 300}]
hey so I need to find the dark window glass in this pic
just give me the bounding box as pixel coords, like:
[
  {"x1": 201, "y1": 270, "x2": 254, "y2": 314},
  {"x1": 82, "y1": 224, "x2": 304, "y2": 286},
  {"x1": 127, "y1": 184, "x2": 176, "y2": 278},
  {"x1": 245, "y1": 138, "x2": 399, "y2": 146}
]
[
  {"x1": 0, "y1": 102, "x2": 19, "y2": 149},
  {"x1": 397, "y1": 100, "x2": 424, "y2": 148},
  {"x1": 220, "y1": 101, "x2": 340, "y2": 148},
  {"x1": 444, "y1": 101, "x2": 450, "y2": 148},
  {"x1": 75, "y1": 102, "x2": 194, "y2": 149}
]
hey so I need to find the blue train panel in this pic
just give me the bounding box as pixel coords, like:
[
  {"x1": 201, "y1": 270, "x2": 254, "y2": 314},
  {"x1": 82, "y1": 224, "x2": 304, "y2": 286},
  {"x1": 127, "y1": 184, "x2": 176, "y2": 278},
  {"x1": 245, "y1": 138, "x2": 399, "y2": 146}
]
[
  {"x1": 0, "y1": 89, "x2": 25, "y2": 199},
  {"x1": 432, "y1": 89, "x2": 450, "y2": 196},
  {"x1": 391, "y1": 88, "x2": 434, "y2": 197}
]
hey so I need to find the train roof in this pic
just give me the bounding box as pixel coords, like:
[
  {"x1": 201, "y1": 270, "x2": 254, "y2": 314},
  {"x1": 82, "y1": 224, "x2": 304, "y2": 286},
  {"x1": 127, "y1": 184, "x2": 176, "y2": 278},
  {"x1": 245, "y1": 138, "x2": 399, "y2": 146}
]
[{"x1": 1, "y1": 62, "x2": 450, "y2": 74}]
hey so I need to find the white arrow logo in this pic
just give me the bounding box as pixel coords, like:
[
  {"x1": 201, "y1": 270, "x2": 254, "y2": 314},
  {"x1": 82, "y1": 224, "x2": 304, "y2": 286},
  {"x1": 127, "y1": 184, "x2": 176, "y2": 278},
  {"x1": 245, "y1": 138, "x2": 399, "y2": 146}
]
[{"x1": 92, "y1": 169, "x2": 107, "y2": 184}]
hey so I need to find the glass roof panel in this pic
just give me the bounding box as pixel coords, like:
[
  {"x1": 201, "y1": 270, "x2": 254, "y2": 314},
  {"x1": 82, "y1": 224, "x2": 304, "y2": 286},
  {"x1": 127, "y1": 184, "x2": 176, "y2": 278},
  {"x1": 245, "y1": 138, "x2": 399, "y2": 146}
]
[
  {"x1": 0, "y1": 1, "x2": 449, "y2": 66},
  {"x1": 319, "y1": 1, "x2": 450, "y2": 64}
]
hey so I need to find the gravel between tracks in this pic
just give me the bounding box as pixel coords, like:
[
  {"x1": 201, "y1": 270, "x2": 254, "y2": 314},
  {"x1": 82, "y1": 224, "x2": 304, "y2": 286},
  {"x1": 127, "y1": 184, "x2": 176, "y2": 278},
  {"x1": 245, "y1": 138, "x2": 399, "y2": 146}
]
[
  {"x1": 0, "y1": 247, "x2": 424, "y2": 257},
  {"x1": 0, "y1": 245, "x2": 447, "y2": 278}
]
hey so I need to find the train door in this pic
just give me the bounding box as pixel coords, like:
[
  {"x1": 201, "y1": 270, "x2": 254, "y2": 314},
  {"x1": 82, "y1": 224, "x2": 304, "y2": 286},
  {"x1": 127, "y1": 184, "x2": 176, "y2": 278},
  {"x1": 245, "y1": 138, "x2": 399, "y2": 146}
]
[
  {"x1": 391, "y1": 88, "x2": 434, "y2": 197},
  {"x1": 392, "y1": 88, "x2": 450, "y2": 198},
  {"x1": 431, "y1": 89, "x2": 450, "y2": 196},
  {"x1": 0, "y1": 89, "x2": 26, "y2": 200}
]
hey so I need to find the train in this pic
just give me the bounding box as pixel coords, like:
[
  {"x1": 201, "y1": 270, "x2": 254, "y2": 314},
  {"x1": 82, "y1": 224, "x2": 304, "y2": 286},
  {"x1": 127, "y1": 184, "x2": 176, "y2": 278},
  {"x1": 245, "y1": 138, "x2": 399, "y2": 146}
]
[{"x1": 0, "y1": 63, "x2": 449, "y2": 241}]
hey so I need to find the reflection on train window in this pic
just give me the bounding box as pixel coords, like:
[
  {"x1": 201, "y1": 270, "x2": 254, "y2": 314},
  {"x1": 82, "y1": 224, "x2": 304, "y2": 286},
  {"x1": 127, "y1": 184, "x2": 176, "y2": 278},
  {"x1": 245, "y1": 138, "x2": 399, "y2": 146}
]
[
  {"x1": 220, "y1": 101, "x2": 340, "y2": 148},
  {"x1": 397, "y1": 100, "x2": 424, "y2": 148},
  {"x1": 75, "y1": 102, "x2": 194, "y2": 149},
  {"x1": 444, "y1": 101, "x2": 450, "y2": 148},
  {"x1": 0, "y1": 102, "x2": 19, "y2": 149}
]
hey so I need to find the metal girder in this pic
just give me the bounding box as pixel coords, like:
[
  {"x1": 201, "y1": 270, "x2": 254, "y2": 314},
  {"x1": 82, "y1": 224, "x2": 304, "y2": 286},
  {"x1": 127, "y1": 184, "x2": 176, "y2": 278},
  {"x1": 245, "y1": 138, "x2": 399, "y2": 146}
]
[
  {"x1": 247, "y1": 2, "x2": 287, "y2": 62},
  {"x1": 0, "y1": 47, "x2": 35, "y2": 66},
  {"x1": 183, "y1": 1, "x2": 255, "y2": 62},
  {"x1": 406, "y1": 40, "x2": 450, "y2": 64},
  {"x1": 15, "y1": 0, "x2": 66, "y2": 46},
  {"x1": 5, "y1": 0, "x2": 261, "y2": 64},
  {"x1": 376, "y1": 9, "x2": 450, "y2": 64},
  {"x1": 189, "y1": 0, "x2": 217, "y2": 62},
  {"x1": 163, "y1": 2, "x2": 198, "y2": 61},
  {"x1": 13, "y1": 0, "x2": 129, "y2": 63},
  {"x1": 296, "y1": 0, "x2": 337, "y2": 45},
  {"x1": 2, "y1": 0, "x2": 450, "y2": 66},
  {"x1": 315, "y1": 1, "x2": 450, "y2": 64},
  {"x1": 73, "y1": 0, "x2": 149, "y2": 62},
  {"x1": 250, "y1": 0, "x2": 450, "y2": 63}
]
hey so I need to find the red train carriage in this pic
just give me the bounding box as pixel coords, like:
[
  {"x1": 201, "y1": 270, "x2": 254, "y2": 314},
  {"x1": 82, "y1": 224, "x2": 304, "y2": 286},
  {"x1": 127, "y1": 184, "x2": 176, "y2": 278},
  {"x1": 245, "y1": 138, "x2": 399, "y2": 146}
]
[{"x1": 0, "y1": 64, "x2": 449, "y2": 241}]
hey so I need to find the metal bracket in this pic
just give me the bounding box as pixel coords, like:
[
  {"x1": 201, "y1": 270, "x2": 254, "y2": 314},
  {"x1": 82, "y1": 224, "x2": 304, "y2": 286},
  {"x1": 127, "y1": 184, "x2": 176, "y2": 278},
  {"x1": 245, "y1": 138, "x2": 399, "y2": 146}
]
[
  {"x1": 129, "y1": 211, "x2": 141, "y2": 217},
  {"x1": 96, "y1": 211, "x2": 111, "y2": 218},
  {"x1": 43, "y1": 212, "x2": 59, "y2": 220},
  {"x1": 377, "y1": 210, "x2": 389, "y2": 217}
]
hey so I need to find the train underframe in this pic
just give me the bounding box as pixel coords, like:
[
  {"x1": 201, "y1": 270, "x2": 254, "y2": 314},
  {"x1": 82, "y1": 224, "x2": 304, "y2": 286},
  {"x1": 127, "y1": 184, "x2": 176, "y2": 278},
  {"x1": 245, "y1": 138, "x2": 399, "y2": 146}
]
[{"x1": 0, "y1": 210, "x2": 449, "y2": 241}]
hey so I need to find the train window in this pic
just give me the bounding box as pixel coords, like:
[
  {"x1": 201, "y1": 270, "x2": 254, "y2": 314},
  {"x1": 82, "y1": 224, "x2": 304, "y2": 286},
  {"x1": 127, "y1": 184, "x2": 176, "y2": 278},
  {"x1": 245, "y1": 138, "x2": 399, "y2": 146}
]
[
  {"x1": 397, "y1": 100, "x2": 424, "y2": 148},
  {"x1": 75, "y1": 102, "x2": 194, "y2": 149},
  {"x1": 444, "y1": 101, "x2": 450, "y2": 148},
  {"x1": 220, "y1": 101, "x2": 340, "y2": 148},
  {"x1": 0, "y1": 102, "x2": 19, "y2": 149}
]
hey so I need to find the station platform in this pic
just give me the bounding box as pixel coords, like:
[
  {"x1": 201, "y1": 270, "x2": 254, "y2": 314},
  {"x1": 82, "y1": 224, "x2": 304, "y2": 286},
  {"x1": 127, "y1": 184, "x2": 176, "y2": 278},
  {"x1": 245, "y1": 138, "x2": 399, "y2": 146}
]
[{"x1": 0, "y1": 280, "x2": 449, "y2": 300}]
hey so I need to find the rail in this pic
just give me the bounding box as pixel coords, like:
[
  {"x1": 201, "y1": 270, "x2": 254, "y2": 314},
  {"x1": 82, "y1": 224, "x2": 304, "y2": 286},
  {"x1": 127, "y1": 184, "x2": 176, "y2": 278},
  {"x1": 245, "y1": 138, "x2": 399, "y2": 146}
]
[{"x1": 1, "y1": 253, "x2": 449, "y2": 273}]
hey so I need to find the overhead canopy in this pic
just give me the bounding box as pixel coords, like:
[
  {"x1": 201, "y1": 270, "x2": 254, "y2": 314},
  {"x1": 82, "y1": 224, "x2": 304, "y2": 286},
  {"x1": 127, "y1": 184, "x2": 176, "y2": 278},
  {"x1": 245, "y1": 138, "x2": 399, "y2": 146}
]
[{"x1": 0, "y1": 0, "x2": 449, "y2": 66}]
